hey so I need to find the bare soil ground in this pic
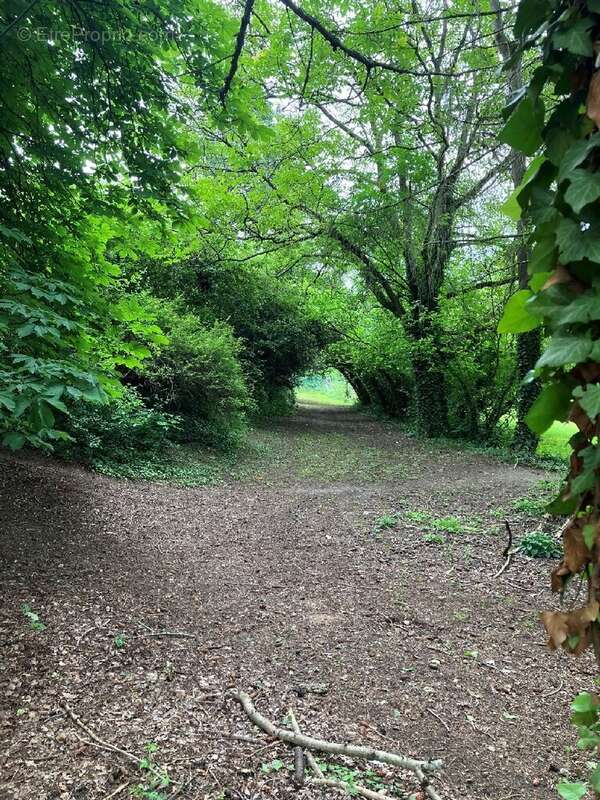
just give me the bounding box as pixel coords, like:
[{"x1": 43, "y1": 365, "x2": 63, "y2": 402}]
[{"x1": 0, "y1": 404, "x2": 593, "y2": 800}]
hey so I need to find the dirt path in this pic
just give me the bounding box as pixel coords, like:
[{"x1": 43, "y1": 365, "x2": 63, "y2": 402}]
[{"x1": 0, "y1": 404, "x2": 592, "y2": 800}]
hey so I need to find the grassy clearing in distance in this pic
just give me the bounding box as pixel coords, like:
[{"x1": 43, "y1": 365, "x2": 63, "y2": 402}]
[
  {"x1": 295, "y1": 371, "x2": 357, "y2": 407},
  {"x1": 537, "y1": 421, "x2": 575, "y2": 460}
]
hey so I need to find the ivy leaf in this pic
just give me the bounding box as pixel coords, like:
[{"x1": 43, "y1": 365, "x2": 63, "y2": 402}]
[
  {"x1": 553, "y1": 18, "x2": 594, "y2": 57},
  {"x1": 553, "y1": 292, "x2": 600, "y2": 325},
  {"x1": 499, "y1": 95, "x2": 545, "y2": 156},
  {"x1": 557, "y1": 217, "x2": 600, "y2": 264},
  {"x1": 571, "y1": 469, "x2": 596, "y2": 494},
  {"x1": 501, "y1": 154, "x2": 546, "y2": 219},
  {"x1": 573, "y1": 384, "x2": 600, "y2": 419},
  {"x1": 0, "y1": 393, "x2": 16, "y2": 411},
  {"x1": 2, "y1": 432, "x2": 26, "y2": 450},
  {"x1": 559, "y1": 134, "x2": 600, "y2": 182},
  {"x1": 556, "y1": 781, "x2": 588, "y2": 800},
  {"x1": 529, "y1": 234, "x2": 557, "y2": 273},
  {"x1": 583, "y1": 524, "x2": 597, "y2": 551},
  {"x1": 525, "y1": 381, "x2": 572, "y2": 434},
  {"x1": 514, "y1": 0, "x2": 551, "y2": 37},
  {"x1": 565, "y1": 169, "x2": 600, "y2": 213},
  {"x1": 536, "y1": 335, "x2": 592, "y2": 369},
  {"x1": 571, "y1": 693, "x2": 597, "y2": 713},
  {"x1": 590, "y1": 765, "x2": 600, "y2": 792},
  {"x1": 497, "y1": 290, "x2": 540, "y2": 333},
  {"x1": 581, "y1": 445, "x2": 600, "y2": 472}
]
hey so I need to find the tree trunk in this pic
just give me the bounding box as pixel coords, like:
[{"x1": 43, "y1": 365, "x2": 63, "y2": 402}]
[
  {"x1": 413, "y1": 357, "x2": 448, "y2": 437},
  {"x1": 512, "y1": 329, "x2": 541, "y2": 452},
  {"x1": 407, "y1": 310, "x2": 448, "y2": 437},
  {"x1": 511, "y1": 229, "x2": 541, "y2": 453}
]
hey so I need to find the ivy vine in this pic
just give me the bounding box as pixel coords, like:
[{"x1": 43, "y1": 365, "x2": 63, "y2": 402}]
[{"x1": 500, "y1": 0, "x2": 600, "y2": 795}]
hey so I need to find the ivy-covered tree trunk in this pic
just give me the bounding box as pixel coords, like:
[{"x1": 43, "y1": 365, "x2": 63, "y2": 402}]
[
  {"x1": 406, "y1": 308, "x2": 448, "y2": 437},
  {"x1": 512, "y1": 335, "x2": 541, "y2": 451},
  {"x1": 500, "y1": 0, "x2": 600, "y2": 794},
  {"x1": 512, "y1": 233, "x2": 541, "y2": 453}
]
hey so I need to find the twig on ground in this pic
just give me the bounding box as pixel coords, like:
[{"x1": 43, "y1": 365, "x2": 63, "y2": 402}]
[
  {"x1": 62, "y1": 701, "x2": 140, "y2": 766},
  {"x1": 62, "y1": 700, "x2": 177, "y2": 787},
  {"x1": 493, "y1": 521, "x2": 514, "y2": 578},
  {"x1": 294, "y1": 743, "x2": 305, "y2": 786},
  {"x1": 232, "y1": 691, "x2": 443, "y2": 800},
  {"x1": 542, "y1": 679, "x2": 564, "y2": 698},
  {"x1": 309, "y1": 777, "x2": 397, "y2": 800},
  {"x1": 135, "y1": 631, "x2": 196, "y2": 640},
  {"x1": 104, "y1": 782, "x2": 129, "y2": 800},
  {"x1": 426, "y1": 709, "x2": 450, "y2": 734},
  {"x1": 290, "y1": 708, "x2": 393, "y2": 800}
]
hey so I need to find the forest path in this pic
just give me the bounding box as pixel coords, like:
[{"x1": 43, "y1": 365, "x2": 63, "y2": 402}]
[{"x1": 0, "y1": 404, "x2": 590, "y2": 800}]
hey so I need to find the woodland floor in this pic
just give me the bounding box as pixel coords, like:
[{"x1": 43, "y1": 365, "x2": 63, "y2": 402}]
[{"x1": 0, "y1": 404, "x2": 594, "y2": 800}]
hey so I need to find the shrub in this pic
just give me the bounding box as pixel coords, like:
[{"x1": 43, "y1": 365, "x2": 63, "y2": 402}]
[
  {"x1": 518, "y1": 531, "x2": 562, "y2": 559},
  {"x1": 132, "y1": 298, "x2": 252, "y2": 449},
  {"x1": 59, "y1": 387, "x2": 180, "y2": 465}
]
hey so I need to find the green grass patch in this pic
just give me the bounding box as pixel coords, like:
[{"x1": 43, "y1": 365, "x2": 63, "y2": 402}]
[
  {"x1": 537, "y1": 421, "x2": 576, "y2": 460},
  {"x1": 295, "y1": 371, "x2": 356, "y2": 407}
]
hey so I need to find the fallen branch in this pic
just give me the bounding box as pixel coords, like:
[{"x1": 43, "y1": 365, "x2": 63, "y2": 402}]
[
  {"x1": 493, "y1": 521, "x2": 514, "y2": 578},
  {"x1": 231, "y1": 690, "x2": 442, "y2": 800},
  {"x1": 104, "y1": 782, "x2": 130, "y2": 800},
  {"x1": 289, "y1": 708, "x2": 323, "y2": 778},
  {"x1": 290, "y1": 709, "x2": 394, "y2": 800}
]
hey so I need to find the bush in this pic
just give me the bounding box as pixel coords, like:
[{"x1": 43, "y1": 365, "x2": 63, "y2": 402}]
[
  {"x1": 253, "y1": 385, "x2": 295, "y2": 417},
  {"x1": 132, "y1": 298, "x2": 252, "y2": 449},
  {"x1": 59, "y1": 387, "x2": 180, "y2": 465},
  {"x1": 518, "y1": 531, "x2": 562, "y2": 559}
]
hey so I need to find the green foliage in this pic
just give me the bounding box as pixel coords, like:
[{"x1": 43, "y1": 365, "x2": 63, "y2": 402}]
[
  {"x1": 59, "y1": 387, "x2": 180, "y2": 466},
  {"x1": 373, "y1": 513, "x2": 399, "y2": 532},
  {"x1": 114, "y1": 634, "x2": 127, "y2": 650},
  {"x1": 424, "y1": 533, "x2": 445, "y2": 545},
  {"x1": 512, "y1": 481, "x2": 559, "y2": 516},
  {"x1": 518, "y1": 531, "x2": 563, "y2": 559},
  {"x1": 133, "y1": 743, "x2": 170, "y2": 800},
  {"x1": 314, "y1": 762, "x2": 404, "y2": 797},
  {"x1": 133, "y1": 298, "x2": 251, "y2": 449},
  {"x1": 554, "y1": 692, "x2": 600, "y2": 798},
  {"x1": 20, "y1": 604, "x2": 46, "y2": 633},
  {"x1": 0, "y1": 0, "x2": 249, "y2": 449},
  {"x1": 143, "y1": 260, "x2": 330, "y2": 416},
  {"x1": 405, "y1": 510, "x2": 472, "y2": 534},
  {"x1": 260, "y1": 759, "x2": 284, "y2": 774}
]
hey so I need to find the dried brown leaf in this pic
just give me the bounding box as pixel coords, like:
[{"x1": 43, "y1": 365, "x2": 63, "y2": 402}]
[
  {"x1": 541, "y1": 601, "x2": 600, "y2": 654},
  {"x1": 551, "y1": 563, "x2": 570, "y2": 593},
  {"x1": 563, "y1": 523, "x2": 591, "y2": 573}
]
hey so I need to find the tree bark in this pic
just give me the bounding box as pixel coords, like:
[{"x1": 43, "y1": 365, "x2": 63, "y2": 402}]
[{"x1": 407, "y1": 309, "x2": 448, "y2": 437}]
